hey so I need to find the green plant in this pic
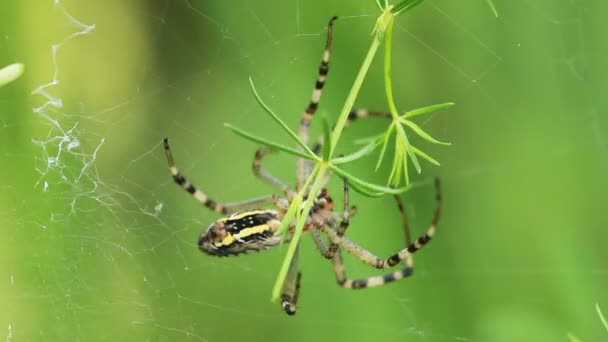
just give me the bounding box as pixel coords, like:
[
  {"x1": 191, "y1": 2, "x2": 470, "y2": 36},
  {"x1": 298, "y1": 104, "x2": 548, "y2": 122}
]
[{"x1": 225, "y1": 0, "x2": 453, "y2": 301}]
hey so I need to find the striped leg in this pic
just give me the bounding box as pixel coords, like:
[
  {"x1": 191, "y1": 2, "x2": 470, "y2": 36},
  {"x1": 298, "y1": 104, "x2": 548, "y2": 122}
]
[
  {"x1": 163, "y1": 138, "x2": 279, "y2": 214},
  {"x1": 333, "y1": 248, "x2": 414, "y2": 289},
  {"x1": 309, "y1": 227, "x2": 414, "y2": 289},
  {"x1": 281, "y1": 245, "x2": 302, "y2": 315},
  {"x1": 310, "y1": 181, "x2": 419, "y2": 289},
  {"x1": 321, "y1": 178, "x2": 441, "y2": 269},
  {"x1": 296, "y1": 16, "x2": 338, "y2": 189},
  {"x1": 252, "y1": 147, "x2": 296, "y2": 199},
  {"x1": 321, "y1": 179, "x2": 414, "y2": 260},
  {"x1": 322, "y1": 178, "x2": 350, "y2": 259}
]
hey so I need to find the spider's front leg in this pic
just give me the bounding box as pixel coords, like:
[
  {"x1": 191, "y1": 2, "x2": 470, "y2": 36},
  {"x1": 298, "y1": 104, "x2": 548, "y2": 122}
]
[
  {"x1": 163, "y1": 138, "x2": 279, "y2": 214},
  {"x1": 296, "y1": 16, "x2": 338, "y2": 188}
]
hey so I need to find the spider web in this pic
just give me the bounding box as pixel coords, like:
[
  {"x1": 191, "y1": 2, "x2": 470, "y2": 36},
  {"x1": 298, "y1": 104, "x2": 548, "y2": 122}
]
[{"x1": 1, "y1": 0, "x2": 607, "y2": 341}]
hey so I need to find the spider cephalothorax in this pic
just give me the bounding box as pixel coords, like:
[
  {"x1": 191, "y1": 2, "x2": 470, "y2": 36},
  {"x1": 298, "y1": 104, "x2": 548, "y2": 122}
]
[{"x1": 164, "y1": 16, "x2": 442, "y2": 316}]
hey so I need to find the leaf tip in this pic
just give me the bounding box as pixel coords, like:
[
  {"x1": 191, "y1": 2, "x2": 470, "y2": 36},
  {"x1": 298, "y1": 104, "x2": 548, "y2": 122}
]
[{"x1": 0, "y1": 63, "x2": 25, "y2": 87}]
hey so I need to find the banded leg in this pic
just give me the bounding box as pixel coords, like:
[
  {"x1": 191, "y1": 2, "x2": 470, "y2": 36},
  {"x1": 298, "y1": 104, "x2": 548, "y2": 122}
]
[
  {"x1": 322, "y1": 178, "x2": 351, "y2": 259},
  {"x1": 321, "y1": 178, "x2": 441, "y2": 269},
  {"x1": 316, "y1": 178, "x2": 412, "y2": 260},
  {"x1": 296, "y1": 16, "x2": 338, "y2": 189},
  {"x1": 252, "y1": 147, "x2": 296, "y2": 199},
  {"x1": 309, "y1": 183, "x2": 418, "y2": 289},
  {"x1": 164, "y1": 138, "x2": 279, "y2": 214},
  {"x1": 309, "y1": 227, "x2": 415, "y2": 289},
  {"x1": 333, "y1": 248, "x2": 414, "y2": 289},
  {"x1": 281, "y1": 245, "x2": 302, "y2": 315}
]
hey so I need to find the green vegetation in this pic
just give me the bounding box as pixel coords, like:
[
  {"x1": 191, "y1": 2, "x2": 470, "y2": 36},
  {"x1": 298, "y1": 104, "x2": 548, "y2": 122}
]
[
  {"x1": 225, "y1": 0, "x2": 452, "y2": 301},
  {"x1": 2, "y1": 1, "x2": 606, "y2": 341}
]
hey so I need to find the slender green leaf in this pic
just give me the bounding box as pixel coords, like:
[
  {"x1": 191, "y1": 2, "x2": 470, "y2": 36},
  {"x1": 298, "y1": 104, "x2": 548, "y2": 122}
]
[
  {"x1": 401, "y1": 119, "x2": 451, "y2": 146},
  {"x1": 272, "y1": 203, "x2": 309, "y2": 301},
  {"x1": 375, "y1": 124, "x2": 394, "y2": 171},
  {"x1": 566, "y1": 333, "x2": 581, "y2": 342},
  {"x1": 224, "y1": 123, "x2": 316, "y2": 160},
  {"x1": 598, "y1": 303, "x2": 608, "y2": 333},
  {"x1": 331, "y1": 165, "x2": 411, "y2": 195},
  {"x1": 411, "y1": 145, "x2": 440, "y2": 166},
  {"x1": 272, "y1": 164, "x2": 328, "y2": 301},
  {"x1": 321, "y1": 116, "x2": 332, "y2": 161},
  {"x1": 332, "y1": 136, "x2": 382, "y2": 164},
  {"x1": 353, "y1": 132, "x2": 385, "y2": 145},
  {"x1": 373, "y1": 0, "x2": 384, "y2": 11},
  {"x1": 402, "y1": 143, "x2": 411, "y2": 184},
  {"x1": 402, "y1": 102, "x2": 454, "y2": 119},
  {"x1": 388, "y1": 141, "x2": 402, "y2": 186},
  {"x1": 392, "y1": 0, "x2": 424, "y2": 15},
  {"x1": 248, "y1": 77, "x2": 315, "y2": 156},
  {"x1": 0, "y1": 63, "x2": 24, "y2": 87},
  {"x1": 485, "y1": 0, "x2": 499, "y2": 17},
  {"x1": 347, "y1": 178, "x2": 385, "y2": 197},
  {"x1": 397, "y1": 125, "x2": 421, "y2": 174},
  {"x1": 277, "y1": 195, "x2": 301, "y2": 243}
]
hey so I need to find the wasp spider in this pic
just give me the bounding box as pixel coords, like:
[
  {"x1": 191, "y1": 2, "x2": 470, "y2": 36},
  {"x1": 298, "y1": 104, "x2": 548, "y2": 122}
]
[{"x1": 163, "y1": 16, "x2": 442, "y2": 315}]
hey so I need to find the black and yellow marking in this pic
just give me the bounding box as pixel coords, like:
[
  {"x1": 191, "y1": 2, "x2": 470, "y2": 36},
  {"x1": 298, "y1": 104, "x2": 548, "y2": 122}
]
[
  {"x1": 163, "y1": 138, "x2": 227, "y2": 214},
  {"x1": 338, "y1": 268, "x2": 414, "y2": 289},
  {"x1": 199, "y1": 210, "x2": 281, "y2": 256},
  {"x1": 299, "y1": 16, "x2": 337, "y2": 127}
]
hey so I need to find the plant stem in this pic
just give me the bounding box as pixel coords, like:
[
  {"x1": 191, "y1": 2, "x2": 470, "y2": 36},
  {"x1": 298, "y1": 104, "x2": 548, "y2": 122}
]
[
  {"x1": 383, "y1": 13, "x2": 420, "y2": 180},
  {"x1": 271, "y1": 163, "x2": 329, "y2": 301},
  {"x1": 329, "y1": 33, "x2": 382, "y2": 156}
]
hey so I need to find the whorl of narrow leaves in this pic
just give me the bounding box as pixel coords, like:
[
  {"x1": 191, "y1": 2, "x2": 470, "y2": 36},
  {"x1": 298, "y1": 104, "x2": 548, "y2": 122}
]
[{"x1": 223, "y1": 1, "x2": 461, "y2": 301}]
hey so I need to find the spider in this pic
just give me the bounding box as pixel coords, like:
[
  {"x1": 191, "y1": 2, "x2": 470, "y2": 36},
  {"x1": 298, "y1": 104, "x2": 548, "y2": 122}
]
[{"x1": 163, "y1": 16, "x2": 442, "y2": 315}]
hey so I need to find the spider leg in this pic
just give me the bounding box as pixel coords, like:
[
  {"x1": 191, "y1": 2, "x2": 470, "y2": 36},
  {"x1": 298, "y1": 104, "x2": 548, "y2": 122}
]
[
  {"x1": 332, "y1": 248, "x2": 414, "y2": 289},
  {"x1": 252, "y1": 147, "x2": 297, "y2": 199},
  {"x1": 163, "y1": 138, "x2": 281, "y2": 214},
  {"x1": 322, "y1": 178, "x2": 350, "y2": 259},
  {"x1": 393, "y1": 194, "x2": 412, "y2": 246},
  {"x1": 322, "y1": 178, "x2": 441, "y2": 269},
  {"x1": 317, "y1": 177, "x2": 413, "y2": 259},
  {"x1": 309, "y1": 227, "x2": 414, "y2": 289},
  {"x1": 296, "y1": 16, "x2": 338, "y2": 190},
  {"x1": 281, "y1": 245, "x2": 302, "y2": 315}
]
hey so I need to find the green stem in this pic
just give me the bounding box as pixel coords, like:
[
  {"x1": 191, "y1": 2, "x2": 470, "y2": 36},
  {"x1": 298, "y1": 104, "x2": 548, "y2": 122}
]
[
  {"x1": 383, "y1": 17, "x2": 399, "y2": 121},
  {"x1": 271, "y1": 163, "x2": 329, "y2": 301},
  {"x1": 329, "y1": 33, "x2": 382, "y2": 156},
  {"x1": 383, "y1": 13, "x2": 420, "y2": 179}
]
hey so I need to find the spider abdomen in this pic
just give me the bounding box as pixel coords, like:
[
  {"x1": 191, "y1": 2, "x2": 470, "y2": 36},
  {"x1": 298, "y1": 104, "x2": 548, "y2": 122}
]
[{"x1": 198, "y1": 210, "x2": 282, "y2": 256}]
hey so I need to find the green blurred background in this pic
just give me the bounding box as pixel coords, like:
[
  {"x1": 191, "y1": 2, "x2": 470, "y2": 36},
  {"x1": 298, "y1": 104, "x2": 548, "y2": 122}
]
[{"x1": 1, "y1": 0, "x2": 607, "y2": 341}]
